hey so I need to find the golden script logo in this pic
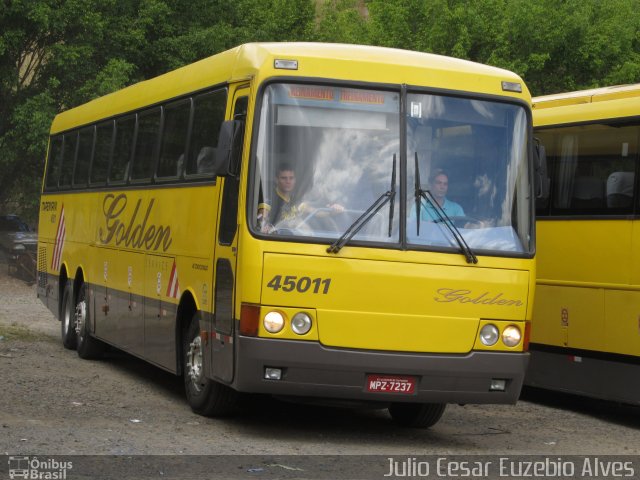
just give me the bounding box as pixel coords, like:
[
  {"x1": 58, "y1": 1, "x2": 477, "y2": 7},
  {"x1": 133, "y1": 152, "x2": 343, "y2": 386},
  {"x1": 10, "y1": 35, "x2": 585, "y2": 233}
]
[
  {"x1": 434, "y1": 288, "x2": 523, "y2": 307},
  {"x1": 99, "y1": 194, "x2": 172, "y2": 252}
]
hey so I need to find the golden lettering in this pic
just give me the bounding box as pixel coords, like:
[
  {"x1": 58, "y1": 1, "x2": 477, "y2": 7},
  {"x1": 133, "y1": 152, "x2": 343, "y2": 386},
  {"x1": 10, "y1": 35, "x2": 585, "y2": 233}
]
[
  {"x1": 434, "y1": 288, "x2": 523, "y2": 307},
  {"x1": 99, "y1": 194, "x2": 173, "y2": 252}
]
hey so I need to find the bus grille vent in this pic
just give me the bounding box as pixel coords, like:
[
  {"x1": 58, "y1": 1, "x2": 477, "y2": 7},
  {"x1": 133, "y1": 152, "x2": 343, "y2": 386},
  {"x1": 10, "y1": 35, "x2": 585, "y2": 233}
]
[{"x1": 38, "y1": 247, "x2": 48, "y2": 289}]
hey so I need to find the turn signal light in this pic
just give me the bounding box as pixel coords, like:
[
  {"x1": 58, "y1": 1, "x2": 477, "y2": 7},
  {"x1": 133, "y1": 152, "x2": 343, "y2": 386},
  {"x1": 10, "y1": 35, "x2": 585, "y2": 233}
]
[{"x1": 239, "y1": 303, "x2": 260, "y2": 336}]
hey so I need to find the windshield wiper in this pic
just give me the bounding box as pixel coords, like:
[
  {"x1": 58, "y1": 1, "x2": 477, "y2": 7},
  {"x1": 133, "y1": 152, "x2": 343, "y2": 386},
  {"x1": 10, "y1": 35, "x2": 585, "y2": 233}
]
[
  {"x1": 414, "y1": 153, "x2": 478, "y2": 264},
  {"x1": 327, "y1": 155, "x2": 396, "y2": 254}
]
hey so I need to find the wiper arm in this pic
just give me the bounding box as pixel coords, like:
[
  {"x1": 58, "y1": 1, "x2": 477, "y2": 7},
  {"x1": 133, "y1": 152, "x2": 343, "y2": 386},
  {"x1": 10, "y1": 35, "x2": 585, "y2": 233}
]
[
  {"x1": 328, "y1": 156, "x2": 396, "y2": 254},
  {"x1": 414, "y1": 153, "x2": 423, "y2": 235},
  {"x1": 414, "y1": 153, "x2": 477, "y2": 264},
  {"x1": 388, "y1": 154, "x2": 396, "y2": 237},
  {"x1": 420, "y1": 190, "x2": 478, "y2": 264}
]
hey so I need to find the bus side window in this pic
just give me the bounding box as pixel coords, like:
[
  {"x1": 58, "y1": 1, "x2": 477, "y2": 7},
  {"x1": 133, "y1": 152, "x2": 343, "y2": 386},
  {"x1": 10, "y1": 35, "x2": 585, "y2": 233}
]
[
  {"x1": 73, "y1": 126, "x2": 94, "y2": 188},
  {"x1": 91, "y1": 121, "x2": 114, "y2": 186},
  {"x1": 157, "y1": 99, "x2": 191, "y2": 179},
  {"x1": 59, "y1": 131, "x2": 78, "y2": 189},
  {"x1": 110, "y1": 115, "x2": 135, "y2": 184},
  {"x1": 131, "y1": 108, "x2": 161, "y2": 181},
  {"x1": 187, "y1": 89, "x2": 227, "y2": 176},
  {"x1": 45, "y1": 136, "x2": 64, "y2": 190},
  {"x1": 546, "y1": 125, "x2": 638, "y2": 215}
]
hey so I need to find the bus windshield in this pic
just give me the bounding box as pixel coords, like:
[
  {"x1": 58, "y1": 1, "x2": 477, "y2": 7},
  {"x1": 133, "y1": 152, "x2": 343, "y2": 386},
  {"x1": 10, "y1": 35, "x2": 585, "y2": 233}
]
[{"x1": 250, "y1": 83, "x2": 532, "y2": 255}]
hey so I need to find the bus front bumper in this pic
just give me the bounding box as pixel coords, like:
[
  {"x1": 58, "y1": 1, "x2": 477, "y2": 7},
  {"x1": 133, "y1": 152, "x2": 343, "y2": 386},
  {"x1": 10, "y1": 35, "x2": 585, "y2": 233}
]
[{"x1": 232, "y1": 337, "x2": 529, "y2": 404}]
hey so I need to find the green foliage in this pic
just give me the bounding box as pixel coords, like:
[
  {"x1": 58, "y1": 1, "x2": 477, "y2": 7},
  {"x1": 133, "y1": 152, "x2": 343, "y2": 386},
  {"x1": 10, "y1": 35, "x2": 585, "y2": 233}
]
[
  {"x1": 314, "y1": 0, "x2": 368, "y2": 44},
  {"x1": 1, "y1": 0, "x2": 639, "y2": 221},
  {"x1": 364, "y1": 0, "x2": 640, "y2": 93},
  {"x1": 488, "y1": 0, "x2": 640, "y2": 93}
]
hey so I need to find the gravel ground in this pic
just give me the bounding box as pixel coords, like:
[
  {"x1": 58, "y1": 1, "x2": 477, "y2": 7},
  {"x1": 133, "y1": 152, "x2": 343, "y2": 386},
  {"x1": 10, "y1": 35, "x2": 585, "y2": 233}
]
[{"x1": 1, "y1": 254, "x2": 640, "y2": 464}]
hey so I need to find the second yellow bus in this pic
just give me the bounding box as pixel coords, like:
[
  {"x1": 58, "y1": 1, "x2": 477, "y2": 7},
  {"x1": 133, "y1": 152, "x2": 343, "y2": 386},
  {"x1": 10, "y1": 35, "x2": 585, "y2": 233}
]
[{"x1": 529, "y1": 84, "x2": 640, "y2": 405}]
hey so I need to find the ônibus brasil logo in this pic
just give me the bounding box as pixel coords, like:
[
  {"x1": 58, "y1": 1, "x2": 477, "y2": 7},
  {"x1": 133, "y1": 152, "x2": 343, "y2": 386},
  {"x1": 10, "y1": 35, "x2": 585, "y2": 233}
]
[{"x1": 8, "y1": 456, "x2": 72, "y2": 479}]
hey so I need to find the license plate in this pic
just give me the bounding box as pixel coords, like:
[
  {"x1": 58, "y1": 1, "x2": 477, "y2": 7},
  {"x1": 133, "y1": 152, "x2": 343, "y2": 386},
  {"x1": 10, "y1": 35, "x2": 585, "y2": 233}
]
[{"x1": 366, "y1": 374, "x2": 416, "y2": 394}]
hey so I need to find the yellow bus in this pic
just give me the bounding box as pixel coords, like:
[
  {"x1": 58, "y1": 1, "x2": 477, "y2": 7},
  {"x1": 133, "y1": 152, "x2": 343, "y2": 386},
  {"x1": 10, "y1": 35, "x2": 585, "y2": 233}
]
[
  {"x1": 37, "y1": 43, "x2": 536, "y2": 428},
  {"x1": 529, "y1": 84, "x2": 640, "y2": 404}
]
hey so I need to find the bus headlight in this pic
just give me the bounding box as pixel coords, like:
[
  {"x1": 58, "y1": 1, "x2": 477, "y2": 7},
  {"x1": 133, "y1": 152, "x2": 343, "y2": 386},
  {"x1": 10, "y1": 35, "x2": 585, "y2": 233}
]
[
  {"x1": 479, "y1": 324, "x2": 499, "y2": 346},
  {"x1": 291, "y1": 312, "x2": 312, "y2": 335},
  {"x1": 263, "y1": 311, "x2": 285, "y2": 333},
  {"x1": 502, "y1": 325, "x2": 522, "y2": 347}
]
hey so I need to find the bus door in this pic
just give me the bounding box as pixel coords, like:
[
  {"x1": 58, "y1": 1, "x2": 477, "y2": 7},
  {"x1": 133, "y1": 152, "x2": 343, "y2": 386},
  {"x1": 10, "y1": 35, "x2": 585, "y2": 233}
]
[{"x1": 209, "y1": 85, "x2": 248, "y2": 383}]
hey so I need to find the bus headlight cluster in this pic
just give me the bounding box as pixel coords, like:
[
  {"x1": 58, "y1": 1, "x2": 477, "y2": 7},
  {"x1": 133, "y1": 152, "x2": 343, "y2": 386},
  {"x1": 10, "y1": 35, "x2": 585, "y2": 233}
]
[
  {"x1": 502, "y1": 325, "x2": 522, "y2": 347},
  {"x1": 479, "y1": 324, "x2": 500, "y2": 346},
  {"x1": 479, "y1": 324, "x2": 521, "y2": 347},
  {"x1": 291, "y1": 312, "x2": 312, "y2": 335},
  {"x1": 263, "y1": 310, "x2": 313, "y2": 335},
  {"x1": 263, "y1": 311, "x2": 285, "y2": 333}
]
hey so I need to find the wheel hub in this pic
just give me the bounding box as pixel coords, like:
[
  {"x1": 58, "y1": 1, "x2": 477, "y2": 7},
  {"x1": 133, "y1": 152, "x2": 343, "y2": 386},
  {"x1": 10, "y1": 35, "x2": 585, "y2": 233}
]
[
  {"x1": 187, "y1": 336, "x2": 204, "y2": 391},
  {"x1": 74, "y1": 299, "x2": 86, "y2": 336}
]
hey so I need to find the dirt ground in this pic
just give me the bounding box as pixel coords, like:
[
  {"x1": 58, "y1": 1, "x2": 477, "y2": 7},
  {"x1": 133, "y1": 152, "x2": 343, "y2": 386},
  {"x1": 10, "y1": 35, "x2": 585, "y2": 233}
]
[{"x1": 1, "y1": 253, "x2": 640, "y2": 464}]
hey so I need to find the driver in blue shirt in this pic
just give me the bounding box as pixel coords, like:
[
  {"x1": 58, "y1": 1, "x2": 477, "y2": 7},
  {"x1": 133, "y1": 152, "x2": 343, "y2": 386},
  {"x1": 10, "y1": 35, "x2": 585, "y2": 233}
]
[{"x1": 411, "y1": 169, "x2": 464, "y2": 221}]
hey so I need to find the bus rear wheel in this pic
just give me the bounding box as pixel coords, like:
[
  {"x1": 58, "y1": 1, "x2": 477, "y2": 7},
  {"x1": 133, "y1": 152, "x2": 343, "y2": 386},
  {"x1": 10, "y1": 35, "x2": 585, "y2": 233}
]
[
  {"x1": 183, "y1": 313, "x2": 237, "y2": 416},
  {"x1": 75, "y1": 282, "x2": 105, "y2": 360},
  {"x1": 388, "y1": 402, "x2": 446, "y2": 428},
  {"x1": 60, "y1": 282, "x2": 77, "y2": 350}
]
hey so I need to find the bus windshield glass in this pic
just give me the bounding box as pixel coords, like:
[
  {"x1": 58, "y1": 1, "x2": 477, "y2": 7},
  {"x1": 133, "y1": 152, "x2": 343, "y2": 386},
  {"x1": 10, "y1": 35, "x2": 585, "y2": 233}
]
[
  {"x1": 252, "y1": 83, "x2": 400, "y2": 245},
  {"x1": 406, "y1": 93, "x2": 531, "y2": 254},
  {"x1": 250, "y1": 83, "x2": 531, "y2": 255}
]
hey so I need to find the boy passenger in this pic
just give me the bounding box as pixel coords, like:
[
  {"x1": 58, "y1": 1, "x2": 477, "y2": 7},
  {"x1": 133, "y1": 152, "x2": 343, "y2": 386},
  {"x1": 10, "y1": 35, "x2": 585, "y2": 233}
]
[{"x1": 258, "y1": 163, "x2": 344, "y2": 234}]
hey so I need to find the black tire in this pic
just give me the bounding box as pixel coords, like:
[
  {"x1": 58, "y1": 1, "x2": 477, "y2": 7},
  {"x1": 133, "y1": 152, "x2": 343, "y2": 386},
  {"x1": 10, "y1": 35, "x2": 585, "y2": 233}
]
[
  {"x1": 60, "y1": 282, "x2": 77, "y2": 350},
  {"x1": 75, "y1": 282, "x2": 105, "y2": 360},
  {"x1": 389, "y1": 402, "x2": 446, "y2": 428},
  {"x1": 183, "y1": 313, "x2": 237, "y2": 416}
]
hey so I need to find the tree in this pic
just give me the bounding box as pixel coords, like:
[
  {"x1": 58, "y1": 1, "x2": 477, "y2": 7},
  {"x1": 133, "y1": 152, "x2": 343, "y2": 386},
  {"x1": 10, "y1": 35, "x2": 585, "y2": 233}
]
[
  {"x1": 364, "y1": 0, "x2": 640, "y2": 94},
  {"x1": 488, "y1": 0, "x2": 640, "y2": 94},
  {"x1": 314, "y1": 0, "x2": 369, "y2": 44}
]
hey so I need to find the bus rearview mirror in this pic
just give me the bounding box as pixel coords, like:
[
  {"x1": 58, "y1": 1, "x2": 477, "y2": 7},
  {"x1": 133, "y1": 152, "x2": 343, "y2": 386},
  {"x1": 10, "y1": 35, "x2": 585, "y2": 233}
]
[{"x1": 214, "y1": 120, "x2": 245, "y2": 178}]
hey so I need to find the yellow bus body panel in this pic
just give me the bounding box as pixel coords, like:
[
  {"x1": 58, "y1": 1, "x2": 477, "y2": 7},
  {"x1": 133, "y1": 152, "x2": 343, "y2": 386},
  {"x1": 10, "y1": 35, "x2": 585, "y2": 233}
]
[
  {"x1": 604, "y1": 290, "x2": 640, "y2": 356},
  {"x1": 533, "y1": 83, "x2": 640, "y2": 113},
  {"x1": 537, "y1": 220, "x2": 633, "y2": 285},
  {"x1": 38, "y1": 186, "x2": 218, "y2": 309},
  {"x1": 258, "y1": 250, "x2": 530, "y2": 353}
]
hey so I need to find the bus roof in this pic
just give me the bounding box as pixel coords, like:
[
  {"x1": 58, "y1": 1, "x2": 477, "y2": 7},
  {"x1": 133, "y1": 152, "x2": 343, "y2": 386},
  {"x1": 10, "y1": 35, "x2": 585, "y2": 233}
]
[
  {"x1": 532, "y1": 83, "x2": 640, "y2": 127},
  {"x1": 51, "y1": 42, "x2": 530, "y2": 134}
]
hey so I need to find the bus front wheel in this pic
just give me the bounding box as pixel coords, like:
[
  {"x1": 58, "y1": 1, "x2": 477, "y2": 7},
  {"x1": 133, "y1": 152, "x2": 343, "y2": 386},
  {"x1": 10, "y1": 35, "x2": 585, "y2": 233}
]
[
  {"x1": 388, "y1": 402, "x2": 446, "y2": 428},
  {"x1": 183, "y1": 313, "x2": 237, "y2": 416}
]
